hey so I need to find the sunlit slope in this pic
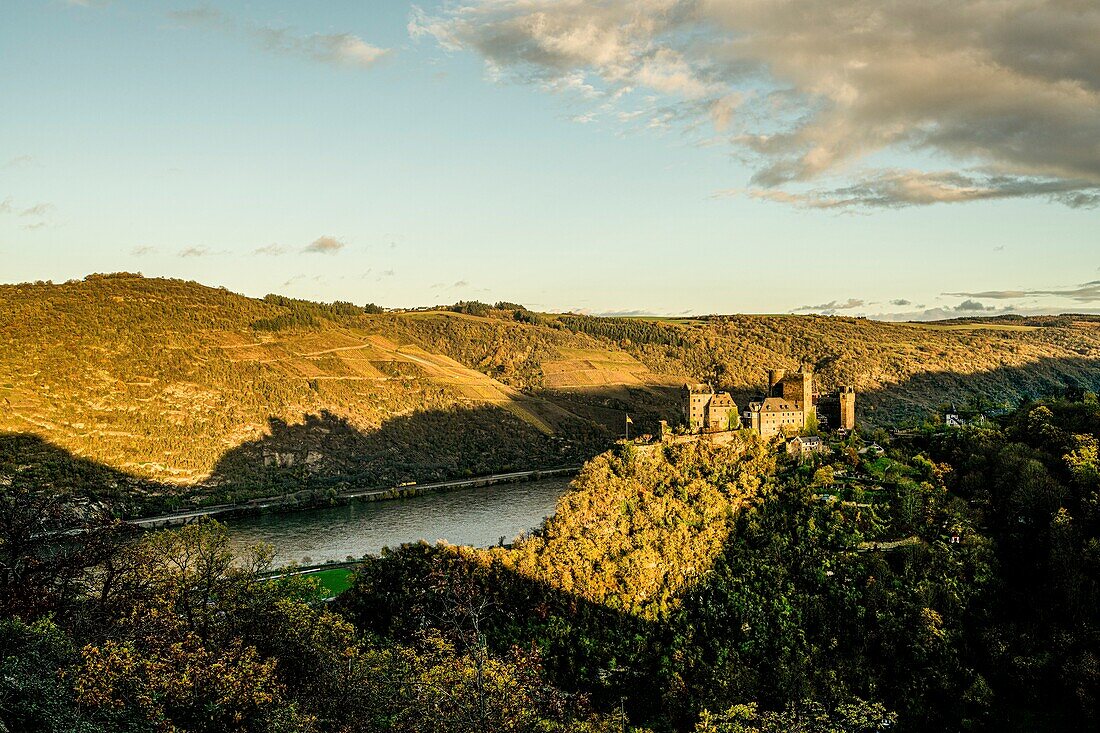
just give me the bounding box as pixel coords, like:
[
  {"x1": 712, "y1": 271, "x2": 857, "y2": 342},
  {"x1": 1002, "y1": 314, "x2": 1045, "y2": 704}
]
[
  {"x1": 0, "y1": 275, "x2": 611, "y2": 486},
  {"x1": 491, "y1": 439, "x2": 775, "y2": 621},
  {"x1": 4, "y1": 274, "x2": 1100, "y2": 498}
]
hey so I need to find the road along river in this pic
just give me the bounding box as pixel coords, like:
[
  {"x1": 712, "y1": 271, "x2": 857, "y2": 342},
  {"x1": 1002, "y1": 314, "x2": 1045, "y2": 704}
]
[{"x1": 224, "y1": 476, "x2": 573, "y2": 566}]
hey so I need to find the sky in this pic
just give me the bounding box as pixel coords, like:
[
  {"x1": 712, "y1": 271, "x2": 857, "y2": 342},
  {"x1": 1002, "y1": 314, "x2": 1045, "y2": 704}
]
[{"x1": 1, "y1": 0, "x2": 1098, "y2": 319}]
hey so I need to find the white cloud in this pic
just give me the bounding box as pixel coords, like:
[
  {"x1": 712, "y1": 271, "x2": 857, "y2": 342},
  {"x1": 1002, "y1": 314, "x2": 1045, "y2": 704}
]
[
  {"x1": 412, "y1": 1, "x2": 1100, "y2": 208},
  {"x1": 793, "y1": 298, "x2": 865, "y2": 313},
  {"x1": 255, "y1": 28, "x2": 390, "y2": 68},
  {"x1": 170, "y1": 7, "x2": 389, "y2": 69}
]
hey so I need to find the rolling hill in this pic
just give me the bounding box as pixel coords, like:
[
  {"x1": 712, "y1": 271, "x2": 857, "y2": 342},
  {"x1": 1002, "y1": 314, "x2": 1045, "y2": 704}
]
[{"x1": 3, "y1": 273, "x2": 1100, "y2": 512}]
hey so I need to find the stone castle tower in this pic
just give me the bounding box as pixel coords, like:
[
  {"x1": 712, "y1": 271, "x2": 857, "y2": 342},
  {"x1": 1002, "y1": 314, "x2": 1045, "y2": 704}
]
[
  {"x1": 837, "y1": 385, "x2": 856, "y2": 430},
  {"x1": 767, "y1": 367, "x2": 813, "y2": 406}
]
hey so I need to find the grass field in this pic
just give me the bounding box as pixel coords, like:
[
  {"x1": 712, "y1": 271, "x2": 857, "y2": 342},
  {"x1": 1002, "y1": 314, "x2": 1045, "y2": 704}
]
[{"x1": 309, "y1": 567, "x2": 355, "y2": 597}]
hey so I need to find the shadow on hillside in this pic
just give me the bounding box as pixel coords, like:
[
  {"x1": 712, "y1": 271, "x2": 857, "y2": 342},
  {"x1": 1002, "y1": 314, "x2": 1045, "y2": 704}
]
[
  {"x1": 0, "y1": 403, "x2": 611, "y2": 516},
  {"x1": 540, "y1": 355, "x2": 1100, "y2": 434},
  {"x1": 852, "y1": 355, "x2": 1100, "y2": 426},
  {"x1": 534, "y1": 383, "x2": 685, "y2": 437},
  {"x1": 4, "y1": 355, "x2": 1100, "y2": 515},
  {"x1": 332, "y1": 541, "x2": 676, "y2": 725},
  {"x1": 204, "y1": 405, "x2": 606, "y2": 502},
  {"x1": 696, "y1": 355, "x2": 1100, "y2": 428},
  {"x1": 0, "y1": 431, "x2": 159, "y2": 507}
]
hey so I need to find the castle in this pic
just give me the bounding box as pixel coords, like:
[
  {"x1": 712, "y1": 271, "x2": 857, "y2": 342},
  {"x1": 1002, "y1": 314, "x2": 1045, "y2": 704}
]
[
  {"x1": 683, "y1": 384, "x2": 738, "y2": 432},
  {"x1": 682, "y1": 367, "x2": 855, "y2": 439}
]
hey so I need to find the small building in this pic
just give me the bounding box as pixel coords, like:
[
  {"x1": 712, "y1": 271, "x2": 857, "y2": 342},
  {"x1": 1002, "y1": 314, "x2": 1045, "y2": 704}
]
[{"x1": 787, "y1": 435, "x2": 827, "y2": 457}]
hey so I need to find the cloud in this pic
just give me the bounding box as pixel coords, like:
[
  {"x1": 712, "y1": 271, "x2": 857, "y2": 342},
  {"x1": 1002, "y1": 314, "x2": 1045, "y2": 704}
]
[
  {"x1": 868, "y1": 303, "x2": 1100, "y2": 322},
  {"x1": 946, "y1": 281, "x2": 1100, "y2": 303},
  {"x1": 739, "y1": 170, "x2": 1100, "y2": 209},
  {"x1": 0, "y1": 155, "x2": 33, "y2": 171},
  {"x1": 954, "y1": 299, "x2": 994, "y2": 312},
  {"x1": 170, "y1": 7, "x2": 389, "y2": 69},
  {"x1": 412, "y1": 1, "x2": 1100, "y2": 208},
  {"x1": 890, "y1": 299, "x2": 911, "y2": 306},
  {"x1": 179, "y1": 246, "x2": 215, "y2": 258},
  {"x1": 18, "y1": 202, "x2": 54, "y2": 218},
  {"x1": 168, "y1": 6, "x2": 223, "y2": 28},
  {"x1": 794, "y1": 298, "x2": 865, "y2": 313},
  {"x1": 255, "y1": 28, "x2": 390, "y2": 68},
  {"x1": 131, "y1": 245, "x2": 156, "y2": 256},
  {"x1": 302, "y1": 236, "x2": 345, "y2": 254},
  {"x1": 0, "y1": 197, "x2": 53, "y2": 218},
  {"x1": 253, "y1": 244, "x2": 286, "y2": 256},
  {"x1": 0, "y1": 196, "x2": 54, "y2": 228},
  {"x1": 596, "y1": 309, "x2": 665, "y2": 317}
]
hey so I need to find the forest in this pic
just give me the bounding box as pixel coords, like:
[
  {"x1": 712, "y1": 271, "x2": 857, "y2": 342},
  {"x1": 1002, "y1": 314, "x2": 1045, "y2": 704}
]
[{"x1": 3, "y1": 396, "x2": 1097, "y2": 732}]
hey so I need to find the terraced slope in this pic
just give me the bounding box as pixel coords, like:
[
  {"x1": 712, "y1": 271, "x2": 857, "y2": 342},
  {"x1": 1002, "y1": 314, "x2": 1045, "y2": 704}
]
[
  {"x1": 0, "y1": 275, "x2": 664, "y2": 509},
  {"x1": 3, "y1": 273, "x2": 1100, "y2": 511}
]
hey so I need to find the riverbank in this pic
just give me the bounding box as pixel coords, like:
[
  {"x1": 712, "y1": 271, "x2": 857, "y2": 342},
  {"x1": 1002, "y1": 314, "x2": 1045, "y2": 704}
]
[{"x1": 130, "y1": 465, "x2": 581, "y2": 529}]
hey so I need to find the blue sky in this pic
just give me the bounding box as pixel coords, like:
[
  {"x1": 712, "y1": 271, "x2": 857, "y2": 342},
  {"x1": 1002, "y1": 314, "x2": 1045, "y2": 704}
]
[{"x1": 1, "y1": 0, "x2": 1098, "y2": 318}]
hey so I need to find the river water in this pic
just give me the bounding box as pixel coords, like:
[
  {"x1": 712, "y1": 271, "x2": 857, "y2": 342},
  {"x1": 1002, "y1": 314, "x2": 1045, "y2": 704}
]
[{"x1": 225, "y1": 476, "x2": 573, "y2": 566}]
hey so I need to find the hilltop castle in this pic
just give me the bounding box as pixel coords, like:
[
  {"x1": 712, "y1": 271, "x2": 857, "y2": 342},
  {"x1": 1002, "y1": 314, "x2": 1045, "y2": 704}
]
[
  {"x1": 682, "y1": 367, "x2": 855, "y2": 438},
  {"x1": 683, "y1": 384, "x2": 738, "y2": 432}
]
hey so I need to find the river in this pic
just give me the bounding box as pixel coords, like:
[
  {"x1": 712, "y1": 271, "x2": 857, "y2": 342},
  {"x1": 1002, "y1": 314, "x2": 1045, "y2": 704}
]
[{"x1": 225, "y1": 476, "x2": 573, "y2": 566}]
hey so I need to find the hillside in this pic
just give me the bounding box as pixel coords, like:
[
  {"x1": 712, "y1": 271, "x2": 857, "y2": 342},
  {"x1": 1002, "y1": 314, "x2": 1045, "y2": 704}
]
[
  {"x1": 555, "y1": 312, "x2": 1100, "y2": 423},
  {"x1": 3, "y1": 273, "x2": 1100, "y2": 511},
  {"x1": 339, "y1": 399, "x2": 1100, "y2": 731}
]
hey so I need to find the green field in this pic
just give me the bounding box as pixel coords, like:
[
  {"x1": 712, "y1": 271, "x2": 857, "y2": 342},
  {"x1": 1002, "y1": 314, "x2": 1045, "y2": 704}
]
[
  {"x1": 270, "y1": 567, "x2": 355, "y2": 599},
  {"x1": 309, "y1": 567, "x2": 354, "y2": 597}
]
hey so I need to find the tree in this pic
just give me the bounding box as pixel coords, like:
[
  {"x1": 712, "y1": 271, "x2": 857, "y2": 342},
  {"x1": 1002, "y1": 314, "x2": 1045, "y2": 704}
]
[
  {"x1": 0, "y1": 481, "x2": 129, "y2": 619},
  {"x1": 695, "y1": 699, "x2": 897, "y2": 733}
]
